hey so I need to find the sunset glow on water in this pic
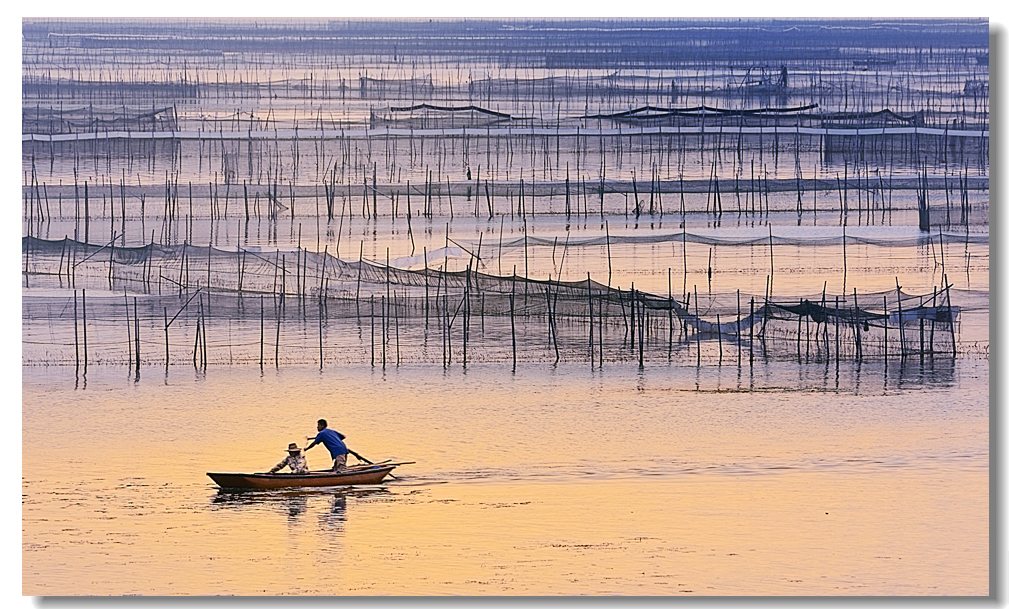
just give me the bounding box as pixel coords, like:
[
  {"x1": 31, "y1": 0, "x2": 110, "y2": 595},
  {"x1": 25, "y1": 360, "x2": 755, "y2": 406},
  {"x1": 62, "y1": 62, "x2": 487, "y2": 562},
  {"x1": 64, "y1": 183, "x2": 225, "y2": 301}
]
[
  {"x1": 21, "y1": 18, "x2": 988, "y2": 597},
  {"x1": 23, "y1": 361, "x2": 987, "y2": 594}
]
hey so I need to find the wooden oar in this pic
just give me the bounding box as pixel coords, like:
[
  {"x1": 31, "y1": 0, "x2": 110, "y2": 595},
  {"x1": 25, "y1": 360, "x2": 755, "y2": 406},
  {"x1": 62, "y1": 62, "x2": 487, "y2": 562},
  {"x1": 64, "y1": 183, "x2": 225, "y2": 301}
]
[
  {"x1": 346, "y1": 449, "x2": 372, "y2": 464},
  {"x1": 305, "y1": 437, "x2": 400, "y2": 479},
  {"x1": 347, "y1": 449, "x2": 398, "y2": 479}
]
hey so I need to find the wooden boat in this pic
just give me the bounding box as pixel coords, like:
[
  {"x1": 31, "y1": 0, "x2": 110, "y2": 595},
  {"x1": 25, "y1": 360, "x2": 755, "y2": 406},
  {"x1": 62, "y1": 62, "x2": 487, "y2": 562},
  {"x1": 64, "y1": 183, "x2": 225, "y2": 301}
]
[{"x1": 207, "y1": 462, "x2": 410, "y2": 490}]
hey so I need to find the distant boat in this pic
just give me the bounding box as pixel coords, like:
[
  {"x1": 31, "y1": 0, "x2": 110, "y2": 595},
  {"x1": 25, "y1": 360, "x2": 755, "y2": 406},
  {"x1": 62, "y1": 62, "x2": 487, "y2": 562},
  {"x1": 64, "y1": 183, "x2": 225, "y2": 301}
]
[{"x1": 207, "y1": 462, "x2": 411, "y2": 490}]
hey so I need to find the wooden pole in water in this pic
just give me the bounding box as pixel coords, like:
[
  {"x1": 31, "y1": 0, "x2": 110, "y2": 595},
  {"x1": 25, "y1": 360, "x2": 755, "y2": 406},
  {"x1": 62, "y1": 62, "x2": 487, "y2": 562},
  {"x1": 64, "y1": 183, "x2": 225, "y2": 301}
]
[
  {"x1": 853, "y1": 288, "x2": 862, "y2": 361},
  {"x1": 510, "y1": 292, "x2": 516, "y2": 372},
  {"x1": 276, "y1": 257, "x2": 284, "y2": 367},
  {"x1": 694, "y1": 284, "x2": 701, "y2": 366},
  {"x1": 354, "y1": 241, "x2": 364, "y2": 315},
  {"x1": 446, "y1": 175, "x2": 454, "y2": 219},
  {"x1": 930, "y1": 286, "x2": 936, "y2": 355},
  {"x1": 134, "y1": 297, "x2": 140, "y2": 379},
  {"x1": 883, "y1": 295, "x2": 889, "y2": 359},
  {"x1": 716, "y1": 313, "x2": 723, "y2": 365},
  {"x1": 629, "y1": 284, "x2": 636, "y2": 351},
  {"x1": 895, "y1": 277, "x2": 905, "y2": 358},
  {"x1": 638, "y1": 298, "x2": 645, "y2": 369},
  {"x1": 74, "y1": 289, "x2": 80, "y2": 376},
  {"x1": 736, "y1": 289, "x2": 741, "y2": 366},
  {"x1": 296, "y1": 227, "x2": 302, "y2": 303},
  {"x1": 108, "y1": 237, "x2": 115, "y2": 289},
  {"x1": 546, "y1": 282, "x2": 559, "y2": 364},
  {"x1": 446, "y1": 293, "x2": 452, "y2": 366},
  {"x1": 668, "y1": 268, "x2": 674, "y2": 360},
  {"x1": 682, "y1": 230, "x2": 688, "y2": 300},
  {"x1": 796, "y1": 306, "x2": 803, "y2": 361},
  {"x1": 58, "y1": 238, "x2": 66, "y2": 285},
  {"x1": 760, "y1": 275, "x2": 770, "y2": 346},
  {"x1": 947, "y1": 275, "x2": 957, "y2": 358},
  {"x1": 259, "y1": 295, "x2": 264, "y2": 371},
  {"x1": 588, "y1": 272, "x2": 594, "y2": 367},
  {"x1": 423, "y1": 247, "x2": 430, "y2": 326},
  {"x1": 463, "y1": 268, "x2": 469, "y2": 369},
  {"x1": 681, "y1": 291, "x2": 690, "y2": 342},
  {"x1": 598, "y1": 276, "x2": 605, "y2": 368},
  {"x1": 201, "y1": 298, "x2": 207, "y2": 370},
  {"x1": 842, "y1": 225, "x2": 848, "y2": 294},
  {"x1": 820, "y1": 284, "x2": 828, "y2": 361},
  {"x1": 319, "y1": 291, "x2": 324, "y2": 370},
  {"x1": 565, "y1": 165, "x2": 571, "y2": 217},
  {"x1": 707, "y1": 248, "x2": 713, "y2": 291},
  {"x1": 193, "y1": 303, "x2": 201, "y2": 369},
  {"x1": 749, "y1": 297, "x2": 754, "y2": 364},
  {"x1": 394, "y1": 289, "x2": 401, "y2": 366},
  {"x1": 834, "y1": 295, "x2": 840, "y2": 364},
  {"x1": 523, "y1": 218, "x2": 530, "y2": 296},
  {"x1": 768, "y1": 224, "x2": 774, "y2": 298},
  {"x1": 474, "y1": 165, "x2": 481, "y2": 216},
  {"x1": 163, "y1": 306, "x2": 169, "y2": 372},
  {"x1": 485, "y1": 181, "x2": 493, "y2": 219},
  {"x1": 82, "y1": 288, "x2": 88, "y2": 376},
  {"x1": 605, "y1": 220, "x2": 612, "y2": 286}
]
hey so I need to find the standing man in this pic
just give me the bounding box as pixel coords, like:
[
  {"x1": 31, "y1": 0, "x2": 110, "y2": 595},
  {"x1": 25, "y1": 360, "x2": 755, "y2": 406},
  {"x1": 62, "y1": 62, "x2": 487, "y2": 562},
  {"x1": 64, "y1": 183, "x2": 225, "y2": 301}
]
[{"x1": 305, "y1": 419, "x2": 350, "y2": 471}]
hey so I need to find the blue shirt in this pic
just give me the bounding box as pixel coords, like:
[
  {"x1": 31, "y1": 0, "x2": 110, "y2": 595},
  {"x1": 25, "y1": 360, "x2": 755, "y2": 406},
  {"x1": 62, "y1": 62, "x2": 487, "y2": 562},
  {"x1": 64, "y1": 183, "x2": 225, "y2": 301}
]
[{"x1": 310, "y1": 428, "x2": 348, "y2": 458}]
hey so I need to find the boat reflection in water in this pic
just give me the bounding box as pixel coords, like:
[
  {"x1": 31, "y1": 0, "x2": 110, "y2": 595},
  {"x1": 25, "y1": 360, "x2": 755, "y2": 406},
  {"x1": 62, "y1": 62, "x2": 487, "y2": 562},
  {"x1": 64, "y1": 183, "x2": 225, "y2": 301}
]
[{"x1": 211, "y1": 486, "x2": 391, "y2": 525}]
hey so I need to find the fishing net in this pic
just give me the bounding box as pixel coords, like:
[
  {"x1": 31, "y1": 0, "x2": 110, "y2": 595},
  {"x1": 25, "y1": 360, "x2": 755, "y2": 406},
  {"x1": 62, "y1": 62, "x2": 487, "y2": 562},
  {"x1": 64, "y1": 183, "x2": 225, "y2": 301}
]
[{"x1": 22, "y1": 235, "x2": 965, "y2": 367}]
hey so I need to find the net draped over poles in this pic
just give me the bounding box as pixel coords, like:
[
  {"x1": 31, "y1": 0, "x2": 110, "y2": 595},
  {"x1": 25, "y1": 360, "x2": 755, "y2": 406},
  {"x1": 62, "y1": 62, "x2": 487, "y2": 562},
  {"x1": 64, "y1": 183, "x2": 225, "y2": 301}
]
[{"x1": 22, "y1": 235, "x2": 965, "y2": 367}]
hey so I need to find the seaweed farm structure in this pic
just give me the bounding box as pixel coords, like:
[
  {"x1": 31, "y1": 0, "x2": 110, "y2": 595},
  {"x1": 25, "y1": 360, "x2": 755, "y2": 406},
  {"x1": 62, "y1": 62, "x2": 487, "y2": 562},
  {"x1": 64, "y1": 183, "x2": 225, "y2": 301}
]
[
  {"x1": 21, "y1": 18, "x2": 989, "y2": 381},
  {"x1": 23, "y1": 232, "x2": 975, "y2": 374}
]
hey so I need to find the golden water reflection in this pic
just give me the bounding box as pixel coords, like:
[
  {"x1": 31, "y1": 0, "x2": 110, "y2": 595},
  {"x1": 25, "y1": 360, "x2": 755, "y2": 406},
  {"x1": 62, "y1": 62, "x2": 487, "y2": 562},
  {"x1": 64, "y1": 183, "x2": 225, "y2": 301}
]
[{"x1": 23, "y1": 361, "x2": 988, "y2": 595}]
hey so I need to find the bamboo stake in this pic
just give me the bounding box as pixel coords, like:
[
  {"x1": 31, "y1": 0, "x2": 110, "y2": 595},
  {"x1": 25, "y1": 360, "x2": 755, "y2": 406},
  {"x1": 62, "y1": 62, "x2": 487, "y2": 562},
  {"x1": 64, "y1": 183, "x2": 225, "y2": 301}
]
[
  {"x1": 895, "y1": 277, "x2": 905, "y2": 357},
  {"x1": 264, "y1": 294, "x2": 268, "y2": 371},
  {"x1": 73, "y1": 290, "x2": 80, "y2": 376},
  {"x1": 510, "y1": 292, "x2": 516, "y2": 372},
  {"x1": 134, "y1": 297, "x2": 140, "y2": 379},
  {"x1": 588, "y1": 272, "x2": 594, "y2": 367},
  {"x1": 749, "y1": 297, "x2": 754, "y2": 364},
  {"x1": 82, "y1": 288, "x2": 88, "y2": 376},
  {"x1": 125, "y1": 291, "x2": 132, "y2": 367},
  {"x1": 163, "y1": 306, "x2": 169, "y2": 372},
  {"x1": 319, "y1": 291, "x2": 324, "y2": 370}
]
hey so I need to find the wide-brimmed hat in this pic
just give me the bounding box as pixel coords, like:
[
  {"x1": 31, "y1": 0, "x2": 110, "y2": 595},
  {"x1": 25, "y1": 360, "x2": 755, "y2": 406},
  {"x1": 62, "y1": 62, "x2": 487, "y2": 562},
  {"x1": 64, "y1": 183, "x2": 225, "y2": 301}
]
[{"x1": 286, "y1": 442, "x2": 302, "y2": 452}]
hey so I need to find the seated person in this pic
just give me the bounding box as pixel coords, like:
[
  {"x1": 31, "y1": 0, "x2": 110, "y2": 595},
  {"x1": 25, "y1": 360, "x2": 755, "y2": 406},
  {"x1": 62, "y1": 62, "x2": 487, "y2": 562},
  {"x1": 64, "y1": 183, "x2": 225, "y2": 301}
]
[{"x1": 269, "y1": 443, "x2": 309, "y2": 474}]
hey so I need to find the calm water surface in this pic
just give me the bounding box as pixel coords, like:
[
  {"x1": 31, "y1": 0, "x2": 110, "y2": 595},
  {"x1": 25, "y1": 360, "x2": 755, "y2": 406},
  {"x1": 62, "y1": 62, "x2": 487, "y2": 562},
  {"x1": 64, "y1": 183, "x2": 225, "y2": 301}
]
[{"x1": 22, "y1": 360, "x2": 988, "y2": 595}]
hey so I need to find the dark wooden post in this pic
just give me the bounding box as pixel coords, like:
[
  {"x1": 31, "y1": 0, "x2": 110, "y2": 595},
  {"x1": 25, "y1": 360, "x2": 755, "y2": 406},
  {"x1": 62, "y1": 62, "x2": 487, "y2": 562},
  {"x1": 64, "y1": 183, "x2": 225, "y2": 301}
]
[
  {"x1": 587, "y1": 272, "x2": 594, "y2": 367},
  {"x1": 259, "y1": 295, "x2": 264, "y2": 371},
  {"x1": 510, "y1": 292, "x2": 516, "y2": 372},
  {"x1": 164, "y1": 306, "x2": 169, "y2": 372},
  {"x1": 749, "y1": 297, "x2": 755, "y2": 365},
  {"x1": 74, "y1": 290, "x2": 80, "y2": 376},
  {"x1": 82, "y1": 288, "x2": 88, "y2": 376},
  {"x1": 895, "y1": 278, "x2": 905, "y2": 357},
  {"x1": 134, "y1": 297, "x2": 140, "y2": 379}
]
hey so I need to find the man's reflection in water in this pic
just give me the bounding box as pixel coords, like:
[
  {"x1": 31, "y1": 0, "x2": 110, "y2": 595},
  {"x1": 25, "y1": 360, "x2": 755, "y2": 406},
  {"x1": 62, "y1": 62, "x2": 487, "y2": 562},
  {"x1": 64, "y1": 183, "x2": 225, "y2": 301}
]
[{"x1": 318, "y1": 493, "x2": 348, "y2": 529}]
